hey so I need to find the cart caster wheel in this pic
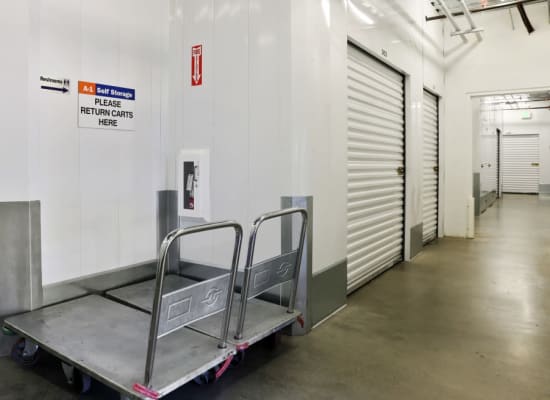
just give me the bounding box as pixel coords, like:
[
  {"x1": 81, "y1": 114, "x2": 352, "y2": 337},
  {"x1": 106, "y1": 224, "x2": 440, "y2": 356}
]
[
  {"x1": 11, "y1": 338, "x2": 40, "y2": 367},
  {"x1": 62, "y1": 362, "x2": 75, "y2": 385},
  {"x1": 62, "y1": 362, "x2": 92, "y2": 393},
  {"x1": 230, "y1": 350, "x2": 245, "y2": 367},
  {"x1": 75, "y1": 369, "x2": 92, "y2": 394},
  {"x1": 193, "y1": 368, "x2": 216, "y2": 385},
  {"x1": 2, "y1": 326, "x2": 16, "y2": 336},
  {"x1": 265, "y1": 331, "x2": 282, "y2": 350}
]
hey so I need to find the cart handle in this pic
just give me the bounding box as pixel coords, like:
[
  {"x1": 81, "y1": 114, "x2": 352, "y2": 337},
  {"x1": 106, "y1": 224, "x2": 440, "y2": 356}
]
[
  {"x1": 144, "y1": 220, "x2": 243, "y2": 388},
  {"x1": 235, "y1": 208, "x2": 308, "y2": 340}
]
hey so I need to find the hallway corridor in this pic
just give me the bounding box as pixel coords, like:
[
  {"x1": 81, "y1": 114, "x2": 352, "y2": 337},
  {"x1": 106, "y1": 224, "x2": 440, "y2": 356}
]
[{"x1": 1, "y1": 195, "x2": 550, "y2": 400}]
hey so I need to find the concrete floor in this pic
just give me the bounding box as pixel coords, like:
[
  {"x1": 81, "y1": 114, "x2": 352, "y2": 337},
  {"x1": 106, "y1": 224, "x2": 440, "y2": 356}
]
[{"x1": 1, "y1": 194, "x2": 550, "y2": 400}]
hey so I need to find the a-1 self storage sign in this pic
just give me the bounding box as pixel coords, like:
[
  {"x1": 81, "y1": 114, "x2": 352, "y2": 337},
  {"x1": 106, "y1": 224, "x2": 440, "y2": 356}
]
[{"x1": 78, "y1": 81, "x2": 135, "y2": 131}]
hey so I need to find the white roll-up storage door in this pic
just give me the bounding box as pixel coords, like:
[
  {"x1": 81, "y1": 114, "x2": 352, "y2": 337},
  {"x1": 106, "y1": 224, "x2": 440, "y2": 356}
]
[
  {"x1": 502, "y1": 134, "x2": 540, "y2": 194},
  {"x1": 422, "y1": 91, "x2": 439, "y2": 244},
  {"x1": 346, "y1": 44, "x2": 405, "y2": 293}
]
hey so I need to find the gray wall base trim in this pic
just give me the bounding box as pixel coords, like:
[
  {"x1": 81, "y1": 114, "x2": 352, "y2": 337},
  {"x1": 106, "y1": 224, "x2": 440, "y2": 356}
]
[
  {"x1": 0, "y1": 201, "x2": 42, "y2": 357},
  {"x1": 480, "y1": 190, "x2": 497, "y2": 214},
  {"x1": 409, "y1": 223, "x2": 423, "y2": 259},
  {"x1": 29, "y1": 202, "x2": 43, "y2": 311},
  {"x1": 311, "y1": 259, "x2": 347, "y2": 326},
  {"x1": 157, "y1": 190, "x2": 179, "y2": 274},
  {"x1": 473, "y1": 173, "x2": 481, "y2": 216},
  {"x1": 539, "y1": 184, "x2": 550, "y2": 194}
]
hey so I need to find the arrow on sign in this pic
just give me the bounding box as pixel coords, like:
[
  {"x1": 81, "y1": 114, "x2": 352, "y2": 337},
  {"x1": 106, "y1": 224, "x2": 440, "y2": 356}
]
[
  {"x1": 193, "y1": 57, "x2": 201, "y2": 83},
  {"x1": 41, "y1": 85, "x2": 68, "y2": 93}
]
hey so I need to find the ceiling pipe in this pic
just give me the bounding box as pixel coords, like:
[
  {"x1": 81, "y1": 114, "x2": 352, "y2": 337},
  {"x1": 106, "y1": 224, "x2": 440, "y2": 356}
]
[
  {"x1": 434, "y1": 0, "x2": 468, "y2": 42},
  {"x1": 426, "y1": 0, "x2": 544, "y2": 21},
  {"x1": 457, "y1": 0, "x2": 484, "y2": 40},
  {"x1": 517, "y1": 3, "x2": 535, "y2": 33},
  {"x1": 500, "y1": 106, "x2": 550, "y2": 110}
]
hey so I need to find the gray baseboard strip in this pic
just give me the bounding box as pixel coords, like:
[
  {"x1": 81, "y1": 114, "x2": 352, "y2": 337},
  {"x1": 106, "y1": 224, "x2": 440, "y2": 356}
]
[
  {"x1": 473, "y1": 173, "x2": 481, "y2": 216},
  {"x1": 311, "y1": 259, "x2": 347, "y2": 326},
  {"x1": 0, "y1": 201, "x2": 42, "y2": 357},
  {"x1": 410, "y1": 223, "x2": 423, "y2": 259}
]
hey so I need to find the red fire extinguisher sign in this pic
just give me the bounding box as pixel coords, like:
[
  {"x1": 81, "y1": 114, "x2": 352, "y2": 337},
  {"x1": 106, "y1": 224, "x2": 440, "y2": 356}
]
[{"x1": 191, "y1": 45, "x2": 203, "y2": 86}]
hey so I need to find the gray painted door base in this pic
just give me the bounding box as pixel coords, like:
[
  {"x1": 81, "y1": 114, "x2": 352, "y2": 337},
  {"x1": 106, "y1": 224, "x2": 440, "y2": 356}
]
[{"x1": 410, "y1": 223, "x2": 423, "y2": 258}]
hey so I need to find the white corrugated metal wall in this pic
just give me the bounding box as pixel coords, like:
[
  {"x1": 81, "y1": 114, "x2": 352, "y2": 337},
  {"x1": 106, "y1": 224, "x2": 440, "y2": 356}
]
[{"x1": 346, "y1": 44, "x2": 405, "y2": 293}]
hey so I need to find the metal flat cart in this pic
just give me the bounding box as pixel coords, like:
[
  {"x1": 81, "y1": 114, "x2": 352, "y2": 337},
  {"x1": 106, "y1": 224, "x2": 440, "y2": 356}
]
[
  {"x1": 4, "y1": 221, "x2": 243, "y2": 399},
  {"x1": 107, "y1": 208, "x2": 308, "y2": 350}
]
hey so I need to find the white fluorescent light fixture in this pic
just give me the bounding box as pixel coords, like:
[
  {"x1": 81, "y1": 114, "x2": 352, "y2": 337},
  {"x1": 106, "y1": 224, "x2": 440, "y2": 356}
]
[
  {"x1": 349, "y1": 0, "x2": 374, "y2": 25},
  {"x1": 322, "y1": 0, "x2": 331, "y2": 27}
]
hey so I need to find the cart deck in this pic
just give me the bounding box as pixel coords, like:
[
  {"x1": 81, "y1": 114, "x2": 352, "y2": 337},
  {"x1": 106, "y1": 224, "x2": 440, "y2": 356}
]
[{"x1": 4, "y1": 295, "x2": 234, "y2": 399}]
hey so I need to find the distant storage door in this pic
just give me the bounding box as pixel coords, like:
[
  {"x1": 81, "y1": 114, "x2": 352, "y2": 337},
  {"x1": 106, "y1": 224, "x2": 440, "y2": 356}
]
[
  {"x1": 346, "y1": 43, "x2": 405, "y2": 293},
  {"x1": 422, "y1": 90, "x2": 439, "y2": 244},
  {"x1": 502, "y1": 134, "x2": 540, "y2": 194}
]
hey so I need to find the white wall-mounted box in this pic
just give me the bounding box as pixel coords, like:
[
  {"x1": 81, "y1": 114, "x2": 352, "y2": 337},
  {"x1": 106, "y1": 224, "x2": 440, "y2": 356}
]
[{"x1": 177, "y1": 149, "x2": 210, "y2": 220}]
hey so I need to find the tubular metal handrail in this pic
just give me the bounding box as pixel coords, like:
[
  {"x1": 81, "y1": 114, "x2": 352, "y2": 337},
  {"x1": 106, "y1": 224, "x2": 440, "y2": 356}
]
[
  {"x1": 234, "y1": 207, "x2": 308, "y2": 340},
  {"x1": 143, "y1": 220, "x2": 243, "y2": 388}
]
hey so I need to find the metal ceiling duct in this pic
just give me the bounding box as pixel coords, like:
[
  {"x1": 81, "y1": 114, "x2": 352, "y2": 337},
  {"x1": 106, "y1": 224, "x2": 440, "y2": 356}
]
[
  {"x1": 457, "y1": 0, "x2": 484, "y2": 40},
  {"x1": 434, "y1": 0, "x2": 468, "y2": 42}
]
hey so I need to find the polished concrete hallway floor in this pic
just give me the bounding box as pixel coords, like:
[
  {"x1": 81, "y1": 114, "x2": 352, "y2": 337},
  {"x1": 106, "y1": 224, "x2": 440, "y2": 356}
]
[{"x1": 1, "y1": 194, "x2": 550, "y2": 400}]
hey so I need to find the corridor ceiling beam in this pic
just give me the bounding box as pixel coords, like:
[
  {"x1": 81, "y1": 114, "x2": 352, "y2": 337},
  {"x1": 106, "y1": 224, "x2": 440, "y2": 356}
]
[
  {"x1": 434, "y1": 0, "x2": 468, "y2": 42},
  {"x1": 457, "y1": 0, "x2": 484, "y2": 40}
]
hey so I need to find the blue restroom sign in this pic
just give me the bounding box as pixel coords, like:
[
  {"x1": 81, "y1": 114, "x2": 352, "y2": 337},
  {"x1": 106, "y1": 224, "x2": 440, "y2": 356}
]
[{"x1": 78, "y1": 81, "x2": 135, "y2": 131}]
